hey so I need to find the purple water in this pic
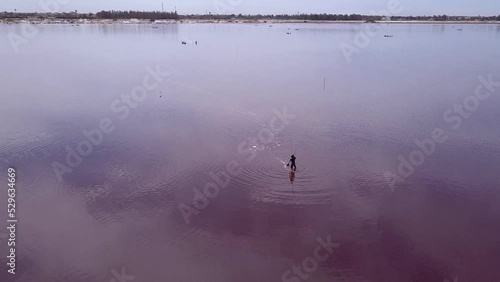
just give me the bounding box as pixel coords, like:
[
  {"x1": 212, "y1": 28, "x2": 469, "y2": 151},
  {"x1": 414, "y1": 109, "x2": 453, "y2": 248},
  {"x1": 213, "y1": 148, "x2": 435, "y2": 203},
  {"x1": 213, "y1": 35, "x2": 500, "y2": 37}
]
[{"x1": 0, "y1": 23, "x2": 500, "y2": 282}]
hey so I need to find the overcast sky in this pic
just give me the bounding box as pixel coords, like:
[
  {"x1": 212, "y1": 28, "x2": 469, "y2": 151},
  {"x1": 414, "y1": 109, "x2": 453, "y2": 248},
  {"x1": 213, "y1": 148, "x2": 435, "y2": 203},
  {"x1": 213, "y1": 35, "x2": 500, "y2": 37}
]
[{"x1": 1, "y1": 0, "x2": 499, "y2": 16}]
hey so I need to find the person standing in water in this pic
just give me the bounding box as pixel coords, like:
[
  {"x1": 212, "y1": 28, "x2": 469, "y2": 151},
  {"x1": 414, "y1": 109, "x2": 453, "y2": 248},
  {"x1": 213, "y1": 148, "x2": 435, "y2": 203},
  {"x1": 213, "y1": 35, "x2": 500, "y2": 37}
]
[{"x1": 287, "y1": 154, "x2": 297, "y2": 171}]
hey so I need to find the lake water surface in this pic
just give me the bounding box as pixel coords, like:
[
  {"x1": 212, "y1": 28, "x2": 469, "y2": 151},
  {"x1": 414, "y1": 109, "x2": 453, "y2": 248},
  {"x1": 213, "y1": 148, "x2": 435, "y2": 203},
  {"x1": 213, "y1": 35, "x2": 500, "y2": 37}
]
[{"x1": 1, "y1": 23, "x2": 500, "y2": 282}]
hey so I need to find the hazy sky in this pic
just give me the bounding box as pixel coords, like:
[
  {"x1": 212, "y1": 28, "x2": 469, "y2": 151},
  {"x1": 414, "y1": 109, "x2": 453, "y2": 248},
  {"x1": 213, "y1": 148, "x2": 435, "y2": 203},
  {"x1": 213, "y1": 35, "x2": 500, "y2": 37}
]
[{"x1": 1, "y1": 0, "x2": 499, "y2": 16}]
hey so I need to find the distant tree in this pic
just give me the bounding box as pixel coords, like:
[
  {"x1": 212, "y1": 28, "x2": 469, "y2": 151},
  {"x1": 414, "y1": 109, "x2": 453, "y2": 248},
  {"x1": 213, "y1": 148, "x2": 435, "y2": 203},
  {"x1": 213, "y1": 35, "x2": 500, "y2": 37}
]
[{"x1": 96, "y1": 10, "x2": 179, "y2": 20}]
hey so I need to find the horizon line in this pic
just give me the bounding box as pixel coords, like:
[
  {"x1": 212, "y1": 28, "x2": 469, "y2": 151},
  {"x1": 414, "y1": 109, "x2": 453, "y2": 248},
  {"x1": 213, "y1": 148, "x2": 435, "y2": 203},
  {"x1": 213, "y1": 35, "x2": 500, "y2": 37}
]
[{"x1": 2, "y1": 10, "x2": 500, "y2": 18}]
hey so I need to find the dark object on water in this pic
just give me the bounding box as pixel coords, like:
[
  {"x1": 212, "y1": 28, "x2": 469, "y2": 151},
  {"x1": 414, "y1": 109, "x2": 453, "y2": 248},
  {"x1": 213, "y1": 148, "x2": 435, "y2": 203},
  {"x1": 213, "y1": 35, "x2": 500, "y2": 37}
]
[
  {"x1": 182, "y1": 41, "x2": 187, "y2": 44},
  {"x1": 457, "y1": 28, "x2": 463, "y2": 31},
  {"x1": 384, "y1": 35, "x2": 393, "y2": 38},
  {"x1": 287, "y1": 155, "x2": 297, "y2": 171},
  {"x1": 287, "y1": 32, "x2": 291, "y2": 35},
  {"x1": 195, "y1": 41, "x2": 198, "y2": 45}
]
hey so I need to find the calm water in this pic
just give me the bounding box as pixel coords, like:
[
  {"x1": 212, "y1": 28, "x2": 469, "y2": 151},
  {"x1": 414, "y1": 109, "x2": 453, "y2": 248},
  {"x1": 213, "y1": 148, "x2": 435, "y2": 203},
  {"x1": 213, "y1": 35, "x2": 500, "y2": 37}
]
[{"x1": 1, "y1": 23, "x2": 500, "y2": 282}]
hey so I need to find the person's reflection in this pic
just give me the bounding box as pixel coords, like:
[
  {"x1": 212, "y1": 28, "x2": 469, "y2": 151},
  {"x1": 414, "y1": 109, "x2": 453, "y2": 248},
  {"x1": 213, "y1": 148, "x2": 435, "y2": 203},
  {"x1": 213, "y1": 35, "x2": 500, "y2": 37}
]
[{"x1": 289, "y1": 170, "x2": 296, "y2": 184}]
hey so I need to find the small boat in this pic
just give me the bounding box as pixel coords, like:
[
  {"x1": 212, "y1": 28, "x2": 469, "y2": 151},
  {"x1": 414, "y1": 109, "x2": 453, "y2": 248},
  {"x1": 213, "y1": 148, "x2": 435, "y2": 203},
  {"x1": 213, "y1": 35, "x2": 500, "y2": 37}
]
[
  {"x1": 181, "y1": 41, "x2": 187, "y2": 45},
  {"x1": 384, "y1": 35, "x2": 393, "y2": 38}
]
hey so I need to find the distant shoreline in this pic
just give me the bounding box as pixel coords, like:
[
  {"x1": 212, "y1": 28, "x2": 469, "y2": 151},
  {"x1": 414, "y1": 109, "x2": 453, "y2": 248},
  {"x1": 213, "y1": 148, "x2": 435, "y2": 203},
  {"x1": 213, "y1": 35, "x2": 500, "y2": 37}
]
[{"x1": 1, "y1": 19, "x2": 499, "y2": 25}]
